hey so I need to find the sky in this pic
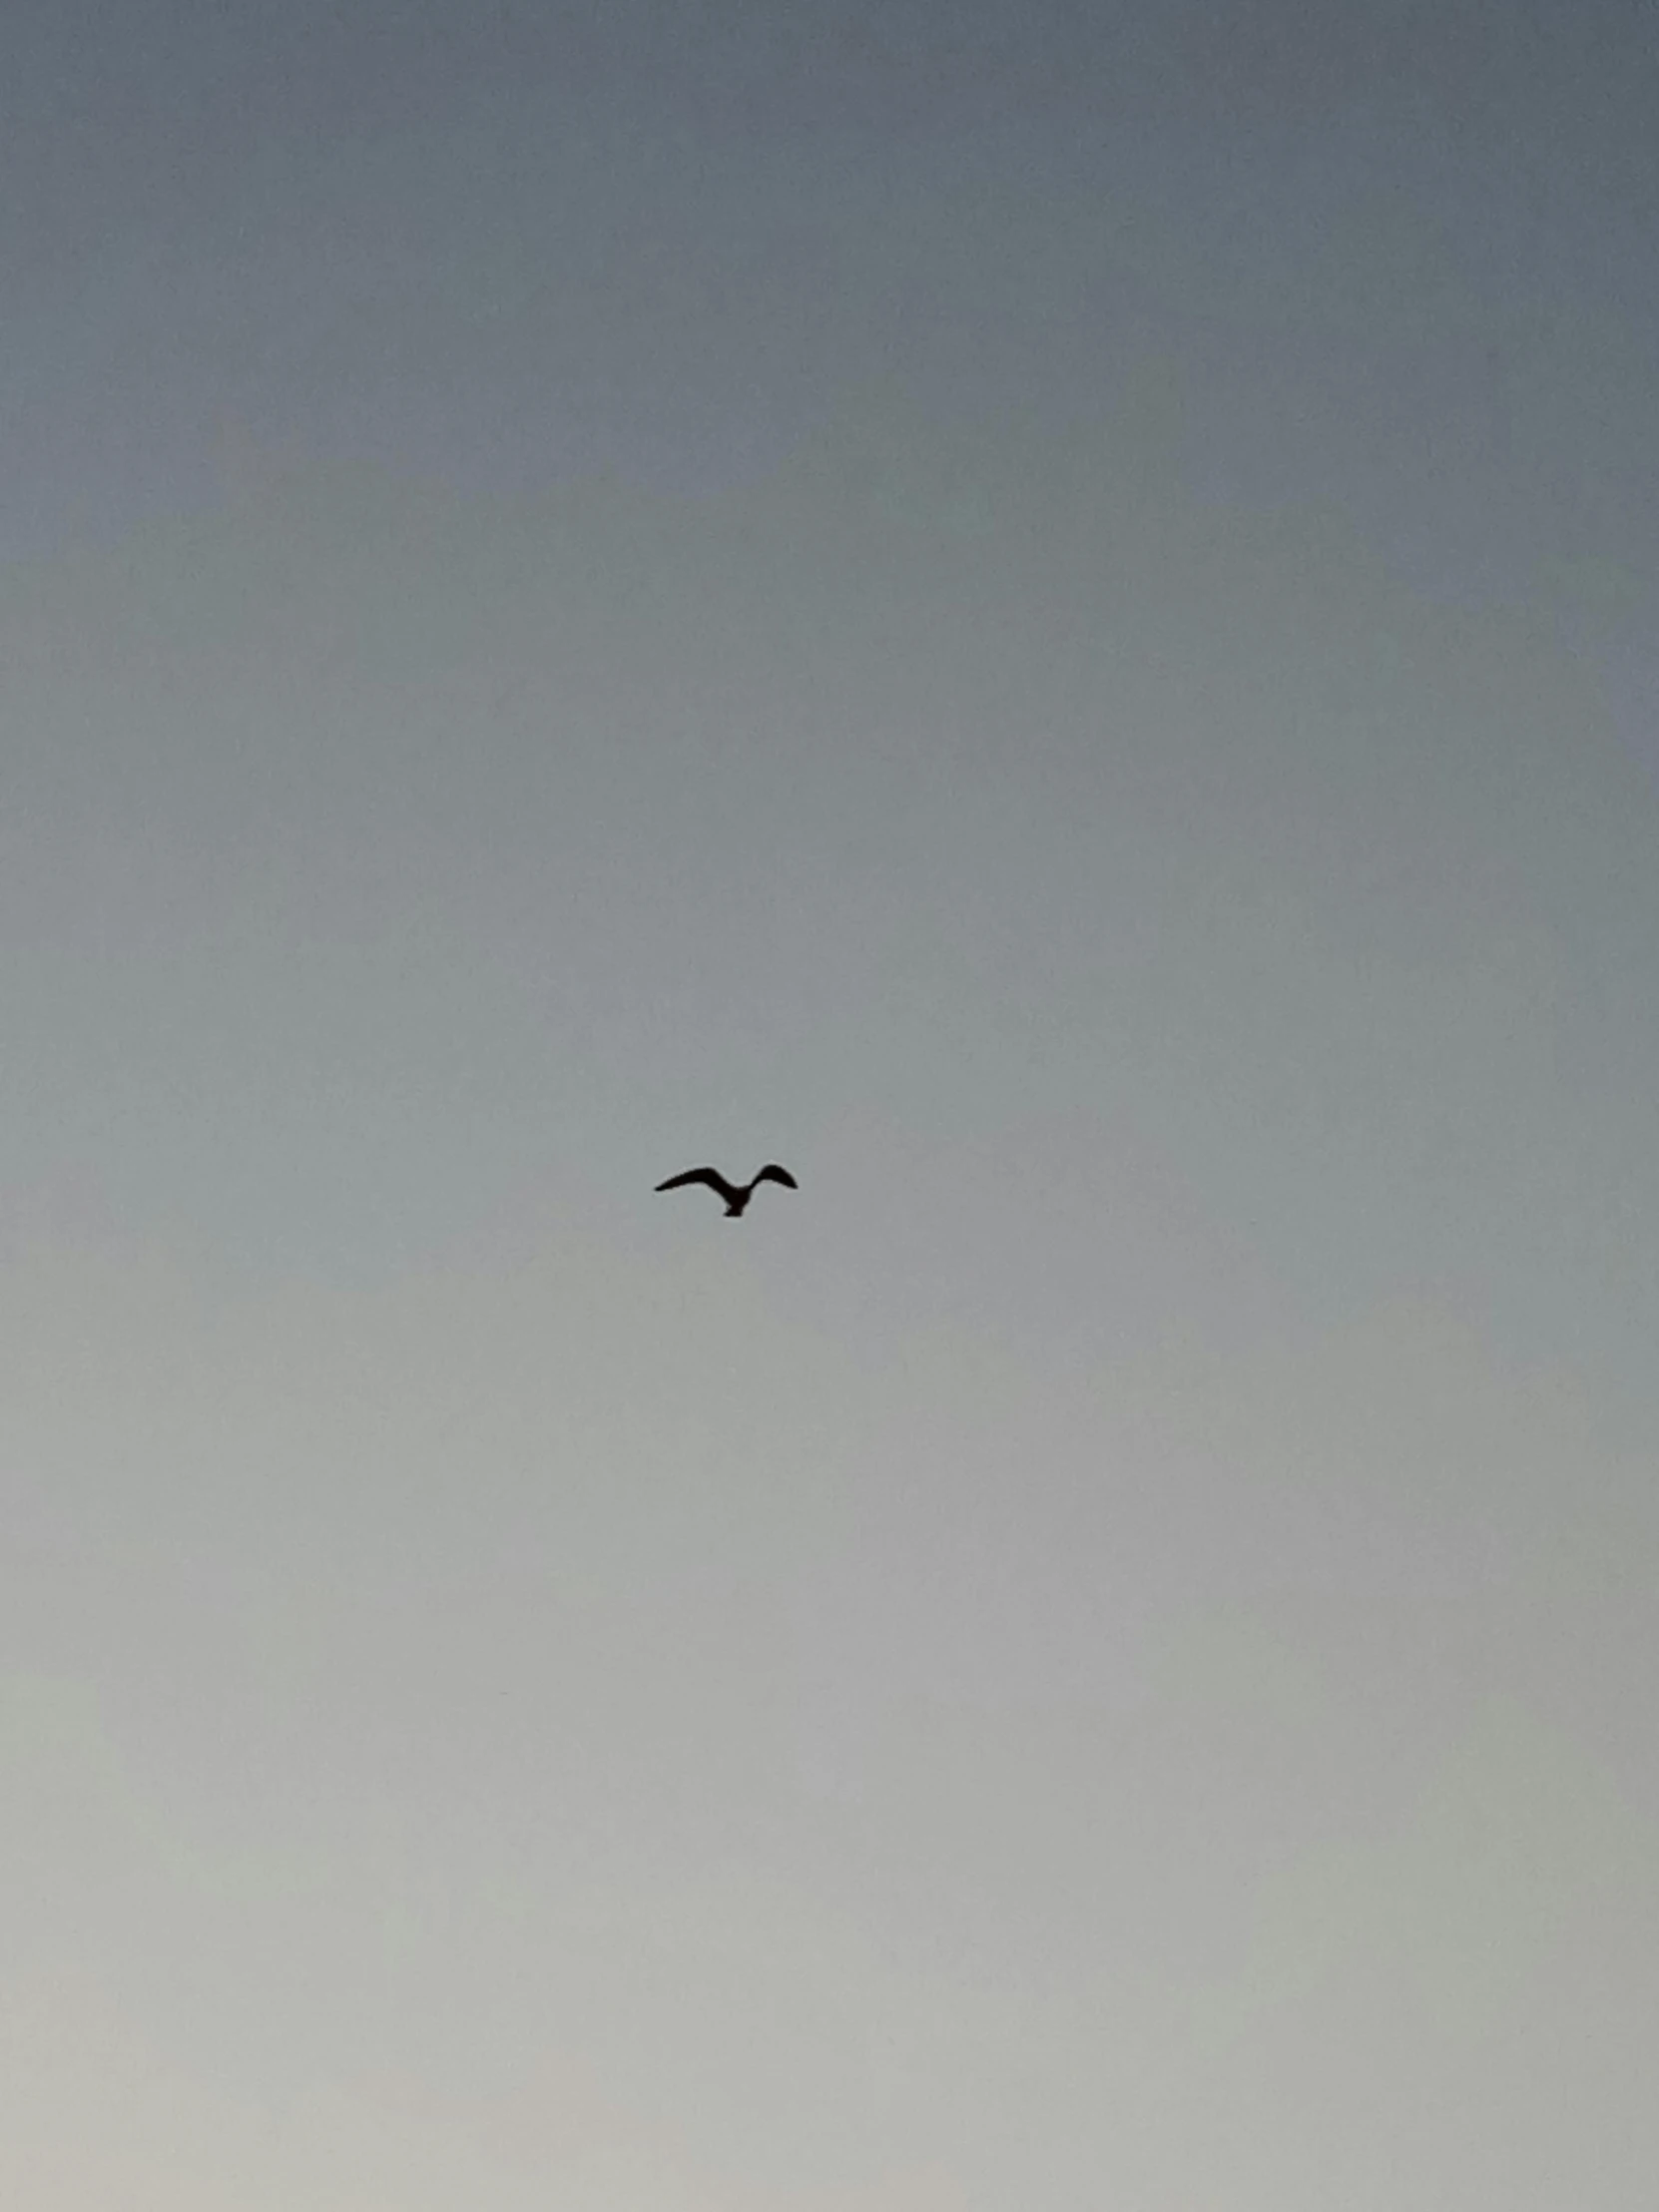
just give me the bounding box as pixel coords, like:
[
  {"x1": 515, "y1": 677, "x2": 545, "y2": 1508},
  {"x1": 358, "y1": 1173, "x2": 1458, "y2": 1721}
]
[{"x1": 2, "y1": 1, "x2": 1657, "y2": 2204}]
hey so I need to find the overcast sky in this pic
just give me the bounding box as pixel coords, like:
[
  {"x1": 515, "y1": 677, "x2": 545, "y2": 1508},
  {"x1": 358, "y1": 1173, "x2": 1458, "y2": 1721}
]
[{"x1": 3, "y1": 2, "x2": 1657, "y2": 2205}]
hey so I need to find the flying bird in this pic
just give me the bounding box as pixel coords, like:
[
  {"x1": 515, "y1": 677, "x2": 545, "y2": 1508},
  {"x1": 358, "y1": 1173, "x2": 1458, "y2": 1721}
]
[{"x1": 654, "y1": 1164, "x2": 799, "y2": 1217}]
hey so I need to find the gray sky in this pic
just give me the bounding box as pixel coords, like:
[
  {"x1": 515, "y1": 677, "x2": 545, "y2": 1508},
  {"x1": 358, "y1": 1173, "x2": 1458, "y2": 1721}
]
[{"x1": 3, "y1": 2, "x2": 1657, "y2": 2204}]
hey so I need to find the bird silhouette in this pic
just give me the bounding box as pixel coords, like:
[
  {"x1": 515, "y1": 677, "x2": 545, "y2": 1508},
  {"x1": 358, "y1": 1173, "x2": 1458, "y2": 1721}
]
[{"x1": 654, "y1": 1164, "x2": 799, "y2": 1217}]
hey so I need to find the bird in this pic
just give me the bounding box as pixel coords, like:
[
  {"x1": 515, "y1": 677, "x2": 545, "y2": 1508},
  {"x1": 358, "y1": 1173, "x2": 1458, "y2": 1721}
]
[{"x1": 654, "y1": 1164, "x2": 799, "y2": 1217}]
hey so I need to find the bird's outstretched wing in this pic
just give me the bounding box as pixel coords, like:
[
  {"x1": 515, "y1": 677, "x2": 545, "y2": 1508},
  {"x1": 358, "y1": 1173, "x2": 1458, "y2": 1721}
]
[
  {"x1": 754, "y1": 1164, "x2": 799, "y2": 1190},
  {"x1": 655, "y1": 1167, "x2": 742, "y2": 1202}
]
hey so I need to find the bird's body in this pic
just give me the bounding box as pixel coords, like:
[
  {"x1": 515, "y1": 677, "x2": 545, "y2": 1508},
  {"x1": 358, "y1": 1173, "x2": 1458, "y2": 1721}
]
[{"x1": 654, "y1": 1164, "x2": 799, "y2": 1217}]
